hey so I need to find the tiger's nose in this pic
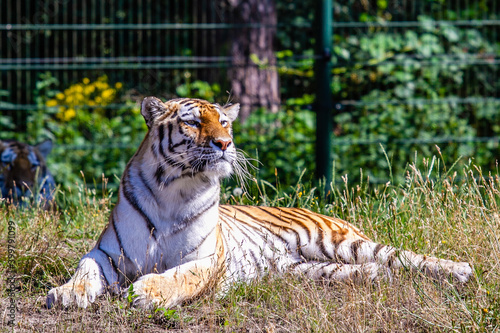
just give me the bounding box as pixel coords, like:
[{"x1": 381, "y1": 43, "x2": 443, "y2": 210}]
[{"x1": 213, "y1": 138, "x2": 232, "y2": 151}]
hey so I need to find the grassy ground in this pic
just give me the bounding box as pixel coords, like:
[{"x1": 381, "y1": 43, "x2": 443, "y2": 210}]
[{"x1": 1, "y1": 159, "x2": 499, "y2": 332}]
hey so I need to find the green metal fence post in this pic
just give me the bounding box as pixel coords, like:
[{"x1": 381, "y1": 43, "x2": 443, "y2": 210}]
[{"x1": 314, "y1": 0, "x2": 333, "y2": 187}]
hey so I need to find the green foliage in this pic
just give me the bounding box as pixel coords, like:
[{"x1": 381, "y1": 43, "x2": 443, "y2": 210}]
[
  {"x1": 329, "y1": 16, "x2": 499, "y2": 182},
  {"x1": 126, "y1": 284, "x2": 138, "y2": 304},
  {"x1": 11, "y1": 8, "x2": 500, "y2": 192},
  {"x1": 29, "y1": 73, "x2": 146, "y2": 190},
  {"x1": 176, "y1": 76, "x2": 221, "y2": 102},
  {"x1": 233, "y1": 95, "x2": 316, "y2": 187}
]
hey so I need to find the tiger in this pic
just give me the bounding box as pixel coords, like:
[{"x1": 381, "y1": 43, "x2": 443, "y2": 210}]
[
  {"x1": 46, "y1": 97, "x2": 472, "y2": 309},
  {"x1": 0, "y1": 139, "x2": 56, "y2": 207}
]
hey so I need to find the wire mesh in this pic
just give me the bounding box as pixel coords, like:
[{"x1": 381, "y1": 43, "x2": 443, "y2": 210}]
[{"x1": 0, "y1": 0, "x2": 499, "y2": 186}]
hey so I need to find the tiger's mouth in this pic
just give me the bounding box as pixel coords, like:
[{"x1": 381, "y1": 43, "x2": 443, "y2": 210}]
[{"x1": 190, "y1": 149, "x2": 235, "y2": 175}]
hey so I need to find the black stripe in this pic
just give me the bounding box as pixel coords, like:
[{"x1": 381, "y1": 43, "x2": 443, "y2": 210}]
[
  {"x1": 374, "y1": 243, "x2": 386, "y2": 258},
  {"x1": 139, "y1": 169, "x2": 155, "y2": 198},
  {"x1": 327, "y1": 262, "x2": 343, "y2": 279},
  {"x1": 229, "y1": 206, "x2": 291, "y2": 256},
  {"x1": 245, "y1": 207, "x2": 308, "y2": 259},
  {"x1": 156, "y1": 124, "x2": 186, "y2": 169},
  {"x1": 350, "y1": 240, "x2": 365, "y2": 263},
  {"x1": 386, "y1": 250, "x2": 398, "y2": 269},
  {"x1": 158, "y1": 124, "x2": 165, "y2": 144},
  {"x1": 249, "y1": 249, "x2": 263, "y2": 273},
  {"x1": 171, "y1": 139, "x2": 187, "y2": 149},
  {"x1": 282, "y1": 209, "x2": 333, "y2": 260},
  {"x1": 306, "y1": 262, "x2": 330, "y2": 276},
  {"x1": 150, "y1": 142, "x2": 158, "y2": 159},
  {"x1": 110, "y1": 212, "x2": 125, "y2": 255},
  {"x1": 159, "y1": 124, "x2": 182, "y2": 166},
  {"x1": 155, "y1": 164, "x2": 165, "y2": 185},
  {"x1": 287, "y1": 259, "x2": 307, "y2": 270},
  {"x1": 167, "y1": 123, "x2": 176, "y2": 153},
  {"x1": 99, "y1": 235, "x2": 140, "y2": 283},
  {"x1": 165, "y1": 155, "x2": 183, "y2": 168},
  {"x1": 172, "y1": 194, "x2": 219, "y2": 234},
  {"x1": 276, "y1": 209, "x2": 314, "y2": 242},
  {"x1": 122, "y1": 169, "x2": 157, "y2": 239},
  {"x1": 178, "y1": 123, "x2": 187, "y2": 137},
  {"x1": 181, "y1": 101, "x2": 195, "y2": 107},
  {"x1": 97, "y1": 245, "x2": 119, "y2": 277},
  {"x1": 220, "y1": 210, "x2": 264, "y2": 250},
  {"x1": 92, "y1": 254, "x2": 110, "y2": 286},
  {"x1": 181, "y1": 226, "x2": 217, "y2": 258},
  {"x1": 231, "y1": 206, "x2": 294, "y2": 245}
]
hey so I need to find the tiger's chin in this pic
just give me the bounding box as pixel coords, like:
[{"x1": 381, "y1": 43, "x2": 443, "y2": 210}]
[{"x1": 202, "y1": 159, "x2": 234, "y2": 178}]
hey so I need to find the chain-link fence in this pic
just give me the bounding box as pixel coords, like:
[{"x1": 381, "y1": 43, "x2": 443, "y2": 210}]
[{"x1": 1, "y1": 0, "x2": 499, "y2": 188}]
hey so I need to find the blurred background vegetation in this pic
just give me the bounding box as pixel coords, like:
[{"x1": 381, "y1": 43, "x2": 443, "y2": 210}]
[{"x1": 1, "y1": 0, "x2": 499, "y2": 195}]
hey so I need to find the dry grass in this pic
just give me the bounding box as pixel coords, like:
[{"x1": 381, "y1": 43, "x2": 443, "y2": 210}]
[{"x1": 1, "y1": 160, "x2": 499, "y2": 332}]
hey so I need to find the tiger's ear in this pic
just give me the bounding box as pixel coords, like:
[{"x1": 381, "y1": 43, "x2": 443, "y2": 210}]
[
  {"x1": 222, "y1": 103, "x2": 239, "y2": 122},
  {"x1": 36, "y1": 140, "x2": 53, "y2": 159},
  {"x1": 141, "y1": 96, "x2": 166, "y2": 128}
]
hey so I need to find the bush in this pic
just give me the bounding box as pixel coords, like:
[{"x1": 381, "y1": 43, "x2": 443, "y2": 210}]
[
  {"x1": 19, "y1": 73, "x2": 146, "y2": 192},
  {"x1": 328, "y1": 16, "x2": 499, "y2": 183},
  {"x1": 233, "y1": 95, "x2": 316, "y2": 187}
]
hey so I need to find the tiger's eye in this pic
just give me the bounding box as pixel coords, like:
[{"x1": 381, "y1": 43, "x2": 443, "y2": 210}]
[
  {"x1": 221, "y1": 120, "x2": 228, "y2": 127},
  {"x1": 185, "y1": 120, "x2": 199, "y2": 127}
]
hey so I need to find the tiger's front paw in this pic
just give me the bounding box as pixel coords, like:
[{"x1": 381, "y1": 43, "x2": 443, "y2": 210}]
[
  {"x1": 444, "y1": 261, "x2": 473, "y2": 283},
  {"x1": 125, "y1": 273, "x2": 180, "y2": 309},
  {"x1": 46, "y1": 280, "x2": 100, "y2": 309}
]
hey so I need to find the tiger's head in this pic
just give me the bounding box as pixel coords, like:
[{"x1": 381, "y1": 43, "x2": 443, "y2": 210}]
[
  {"x1": 141, "y1": 97, "x2": 241, "y2": 179},
  {"x1": 0, "y1": 139, "x2": 56, "y2": 205}
]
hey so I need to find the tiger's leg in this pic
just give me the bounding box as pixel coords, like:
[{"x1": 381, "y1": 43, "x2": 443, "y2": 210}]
[
  {"x1": 126, "y1": 255, "x2": 221, "y2": 309},
  {"x1": 291, "y1": 261, "x2": 390, "y2": 283},
  {"x1": 46, "y1": 248, "x2": 120, "y2": 309},
  {"x1": 334, "y1": 239, "x2": 472, "y2": 282}
]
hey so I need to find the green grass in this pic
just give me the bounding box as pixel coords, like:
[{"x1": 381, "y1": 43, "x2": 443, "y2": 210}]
[{"x1": 1, "y1": 158, "x2": 499, "y2": 332}]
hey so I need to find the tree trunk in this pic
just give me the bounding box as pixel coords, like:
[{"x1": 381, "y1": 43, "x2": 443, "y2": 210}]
[{"x1": 228, "y1": 0, "x2": 280, "y2": 120}]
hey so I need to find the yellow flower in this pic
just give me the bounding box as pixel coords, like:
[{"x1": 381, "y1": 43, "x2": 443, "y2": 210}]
[
  {"x1": 82, "y1": 78, "x2": 90, "y2": 84},
  {"x1": 74, "y1": 94, "x2": 85, "y2": 104},
  {"x1": 115, "y1": 82, "x2": 123, "y2": 89},
  {"x1": 45, "y1": 99, "x2": 58, "y2": 107},
  {"x1": 101, "y1": 88, "x2": 115, "y2": 100},
  {"x1": 95, "y1": 81, "x2": 108, "y2": 90},
  {"x1": 84, "y1": 85, "x2": 95, "y2": 95},
  {"x1": 64, "y1": 108, "x2": 76, "y2": 121},
  {"x1": 56, "y1": 92, "x2": 65, "y2": 100}
]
